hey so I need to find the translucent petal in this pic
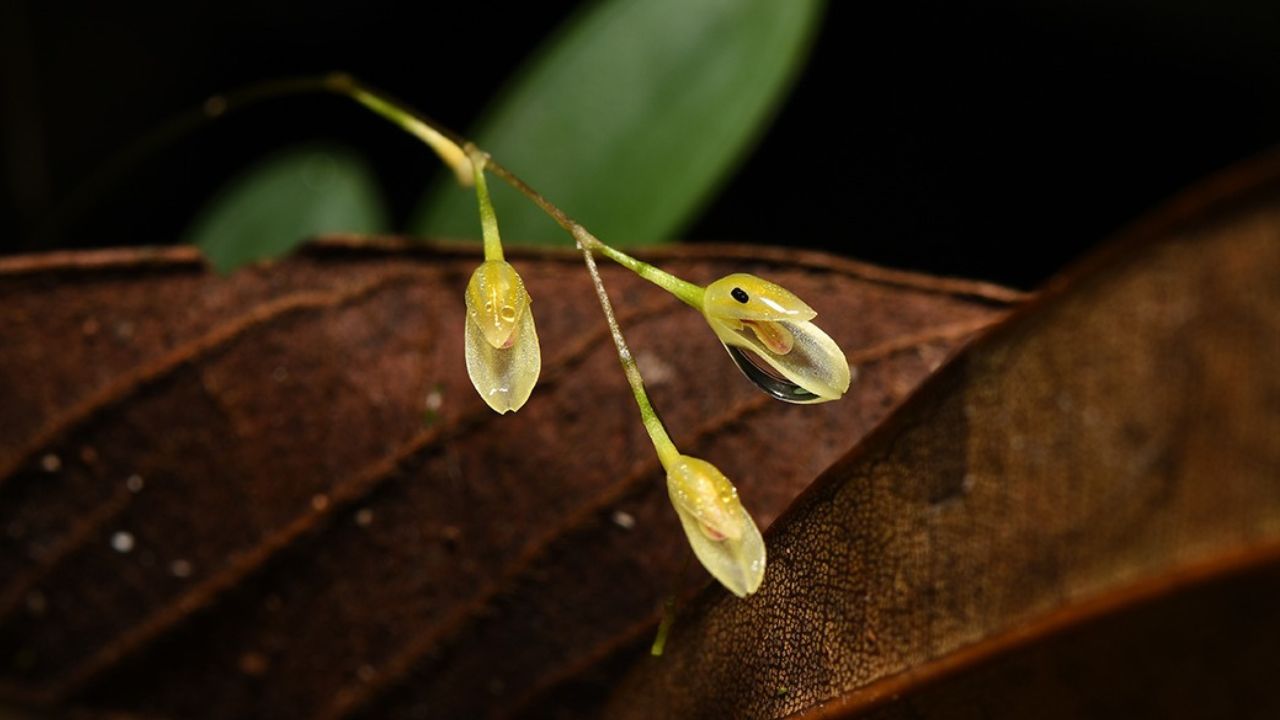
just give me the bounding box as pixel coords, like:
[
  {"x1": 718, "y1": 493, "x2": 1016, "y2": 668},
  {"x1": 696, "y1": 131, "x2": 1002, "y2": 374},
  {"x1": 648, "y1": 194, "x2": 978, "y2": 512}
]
[
  {"x1": 709, "y1": 317, "x2": 852, "y2": 403},
  {"x1": 465, "y1": 261, "x2": 530, "y2": 349},
  {"x1": 666, "y1": 455, "x2": 766, "y2": 597},
  {"x1": 465, "y1": 302, "x2": 541, "y2": 413}
]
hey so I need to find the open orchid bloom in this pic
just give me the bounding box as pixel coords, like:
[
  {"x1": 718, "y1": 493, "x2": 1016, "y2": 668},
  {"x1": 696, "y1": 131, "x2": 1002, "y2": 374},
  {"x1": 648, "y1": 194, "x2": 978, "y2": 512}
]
[
  {"x1": 665, "y1": 454, "x2": 765, "y2": 597},
  {"x1": 464, "y1": 260, "x2": 541, "y2": 413},
  {"x1": 700, "y1": 273, "x2": 852, "y2": 403}
]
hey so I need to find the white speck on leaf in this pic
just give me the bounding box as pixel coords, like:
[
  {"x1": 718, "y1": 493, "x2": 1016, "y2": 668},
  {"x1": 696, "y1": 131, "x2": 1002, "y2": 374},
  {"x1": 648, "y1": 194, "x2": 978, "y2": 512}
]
[
  {"x1": 40, "y1": 453, "x2": 61, "y2": 473},
  {"x1": 111, "y1": 531, "x2": 135, "y2": 553}
]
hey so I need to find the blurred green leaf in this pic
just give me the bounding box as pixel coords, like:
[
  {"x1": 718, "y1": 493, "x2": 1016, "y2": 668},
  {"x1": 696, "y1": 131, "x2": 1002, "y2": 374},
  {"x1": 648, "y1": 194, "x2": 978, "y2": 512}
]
[
  {"x1": 187, "y1": 145, "x2": 389, "y2": 273},
  {"x1": 413, "y1": 0, "x2": 825, "y2": 246}
]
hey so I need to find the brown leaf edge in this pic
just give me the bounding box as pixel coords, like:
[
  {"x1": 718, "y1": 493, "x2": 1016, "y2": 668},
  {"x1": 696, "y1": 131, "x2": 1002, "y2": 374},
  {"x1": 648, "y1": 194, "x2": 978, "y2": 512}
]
[
  {"x1": 0, "y1": 240, "x2": 1023, "y2": 488},
  {"x1": 600, "y1": 148, "x2": 1280, "y2": 719}
]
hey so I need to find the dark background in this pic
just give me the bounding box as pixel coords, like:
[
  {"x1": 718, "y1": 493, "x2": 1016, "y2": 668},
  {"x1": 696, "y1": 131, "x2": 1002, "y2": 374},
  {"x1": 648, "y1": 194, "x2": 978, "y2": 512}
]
[{"x1": 2, "y1": 0, "x2": 1277, "y2": 289}]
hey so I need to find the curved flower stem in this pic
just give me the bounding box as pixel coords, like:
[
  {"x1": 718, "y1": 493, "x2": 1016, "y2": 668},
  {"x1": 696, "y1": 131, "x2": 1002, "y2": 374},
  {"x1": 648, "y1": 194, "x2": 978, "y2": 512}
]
[
  {"x1": 329, "y1": 73, "x2": 695, "y2": 463},
  {"x1": 580, "y1": 245, "x2": 680, "y2": 470},
  {"x1": 478, "y1": 160, "x2": 705, "y2": 308},
  {"x1": 33, "y1": 75, "x2": 365, "y2": 249},
  {"x1": 68, "y1": 71, "x2": 708, "y2": 434},
  {"x1": 325, "y1": 74, "x2": 707, "y2": 308},
  {"x1": 467, "y1": 150, "x2": 504, "y2": 262},
  {"x1": 466, "y1": 149, "x2": 705, "y2": 307},
  {"x1": 651, "y1": 594, "x2": 677, "y2": 656},
  {"x1": 570, "y1": 226, "x2": 705, "y2": 310},
  {"x1": 330, "y1": 75, "x2": 702, "y2": 463},
  {"x1": 329, "y1": 73, "x2": 473, "y2": 187}
]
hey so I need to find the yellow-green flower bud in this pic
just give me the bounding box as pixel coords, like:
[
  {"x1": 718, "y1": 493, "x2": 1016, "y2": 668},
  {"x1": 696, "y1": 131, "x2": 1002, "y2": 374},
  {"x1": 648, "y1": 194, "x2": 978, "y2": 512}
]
[
  {"x1": 665, "y1": 454, "x2": 765, "y2": 597},
  {"x1": 702, "y1": 273, "x2": 852, "y2": 404},
  {"x1": 464, "y1": 260, "x2": 540, "y2": 413}
]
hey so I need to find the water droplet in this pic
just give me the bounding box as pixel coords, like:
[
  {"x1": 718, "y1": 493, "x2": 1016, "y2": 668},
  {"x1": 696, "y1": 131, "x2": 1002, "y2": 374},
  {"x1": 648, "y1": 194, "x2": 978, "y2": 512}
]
[
  {"x1": 724, "y1": 346, "x2": 821, "y2": 404},
  {"x1": 611, "y1": 510, "x2": 636, "y2": 530},
  {"x1": 310, "y1": 494, "x2": 330, "y2": 511},
  {"x1": 425, "y1": 388, "x2": 444, "y2": 412},
  {"x1": 110, "y1": 531, "x2": 135, "y2": 553},
  {"x1": 125, "y1": 474, "x2": 145, "y2": 493},
  {"x1": 170, "y1": 559, "x2": 193, "y2": 578}
]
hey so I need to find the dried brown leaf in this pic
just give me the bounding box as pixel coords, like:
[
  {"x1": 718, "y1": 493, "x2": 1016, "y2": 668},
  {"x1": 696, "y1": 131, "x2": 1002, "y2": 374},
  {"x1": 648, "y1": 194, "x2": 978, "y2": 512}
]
[
  {"x1": 602, "y1": 154, "x2": 1280, "y2": 719},
  {"x1": 0, "y1": 241, "x2": 1015, "y2": 719}
]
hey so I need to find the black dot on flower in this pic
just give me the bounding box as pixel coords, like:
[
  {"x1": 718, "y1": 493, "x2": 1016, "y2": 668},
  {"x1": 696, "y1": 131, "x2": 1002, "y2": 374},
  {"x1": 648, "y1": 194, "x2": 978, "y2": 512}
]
[{"x1": 731, "y1": 287, "x2": 749, "y2": 304}]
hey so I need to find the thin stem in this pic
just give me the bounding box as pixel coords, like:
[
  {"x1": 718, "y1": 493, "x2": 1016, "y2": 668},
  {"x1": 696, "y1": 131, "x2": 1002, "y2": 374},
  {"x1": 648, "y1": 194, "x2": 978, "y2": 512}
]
[
  {"x1": 580, "y1": 246, "x2": 681, "y2": 470},
  {"x1": 326, "y1": 73, "x2": 473, "y2": 187},
  {"x1": 43, "y1": 71, "x2": 698, "y2": 304},
  {"x1": 34, "y1": 75, "x2": 351, "y2": 248},
  {"x1": 333, "y1": 76, "x2": 700, "y2": 453},
  {"x1": 480, "y1": 158, "x2": 706, "y2": 308},
  {"x1": 468, "y1": 150, "x2": 504, "y2": 262},
  {"x1": 149, "y1": 72, "x2": 706, "y2": 306},
  {"x1": 49, "y1": 71, "x2": 705, "y2": 305},
  {"x1": 481, "y1": 160, "x2": 577, "y2": 235},
  {"x1": 651, "y1": 594, "x2": 677, "y2": 656},
  {"x1": 328, "y1": 75, "x2": 708, "y2": 307},
  {"x1": 584, "y1": 230, "x2": 704, "y2": 308}
]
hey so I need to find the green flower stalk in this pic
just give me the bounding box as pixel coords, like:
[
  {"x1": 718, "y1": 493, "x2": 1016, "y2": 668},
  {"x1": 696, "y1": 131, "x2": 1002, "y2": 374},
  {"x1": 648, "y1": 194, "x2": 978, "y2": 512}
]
[{"x1": 333, "y1": 73, "x2": 474, "y2": 187}]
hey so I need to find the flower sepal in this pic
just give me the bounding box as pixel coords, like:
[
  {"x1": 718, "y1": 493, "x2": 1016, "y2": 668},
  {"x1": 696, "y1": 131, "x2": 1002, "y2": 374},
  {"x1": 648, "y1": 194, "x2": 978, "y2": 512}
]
[{"x1": 665, "y1": 454, "x2": 765, "y2": 597}]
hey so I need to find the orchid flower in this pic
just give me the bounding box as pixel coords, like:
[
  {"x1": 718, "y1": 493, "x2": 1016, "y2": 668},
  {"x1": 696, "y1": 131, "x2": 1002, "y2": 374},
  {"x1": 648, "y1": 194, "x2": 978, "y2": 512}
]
[
  {"x1": 701, "y1": 273, "x2": 852, "y2": 403},
  {"x1": 462, "y1": 150, "x2": 540, "y2": 413},
  {"x1": 464, "y1": 259, "x2": 540, "y2": 413},
  {"x1": 664, "y1": 454, "x2": 766, "y2": 598}
]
